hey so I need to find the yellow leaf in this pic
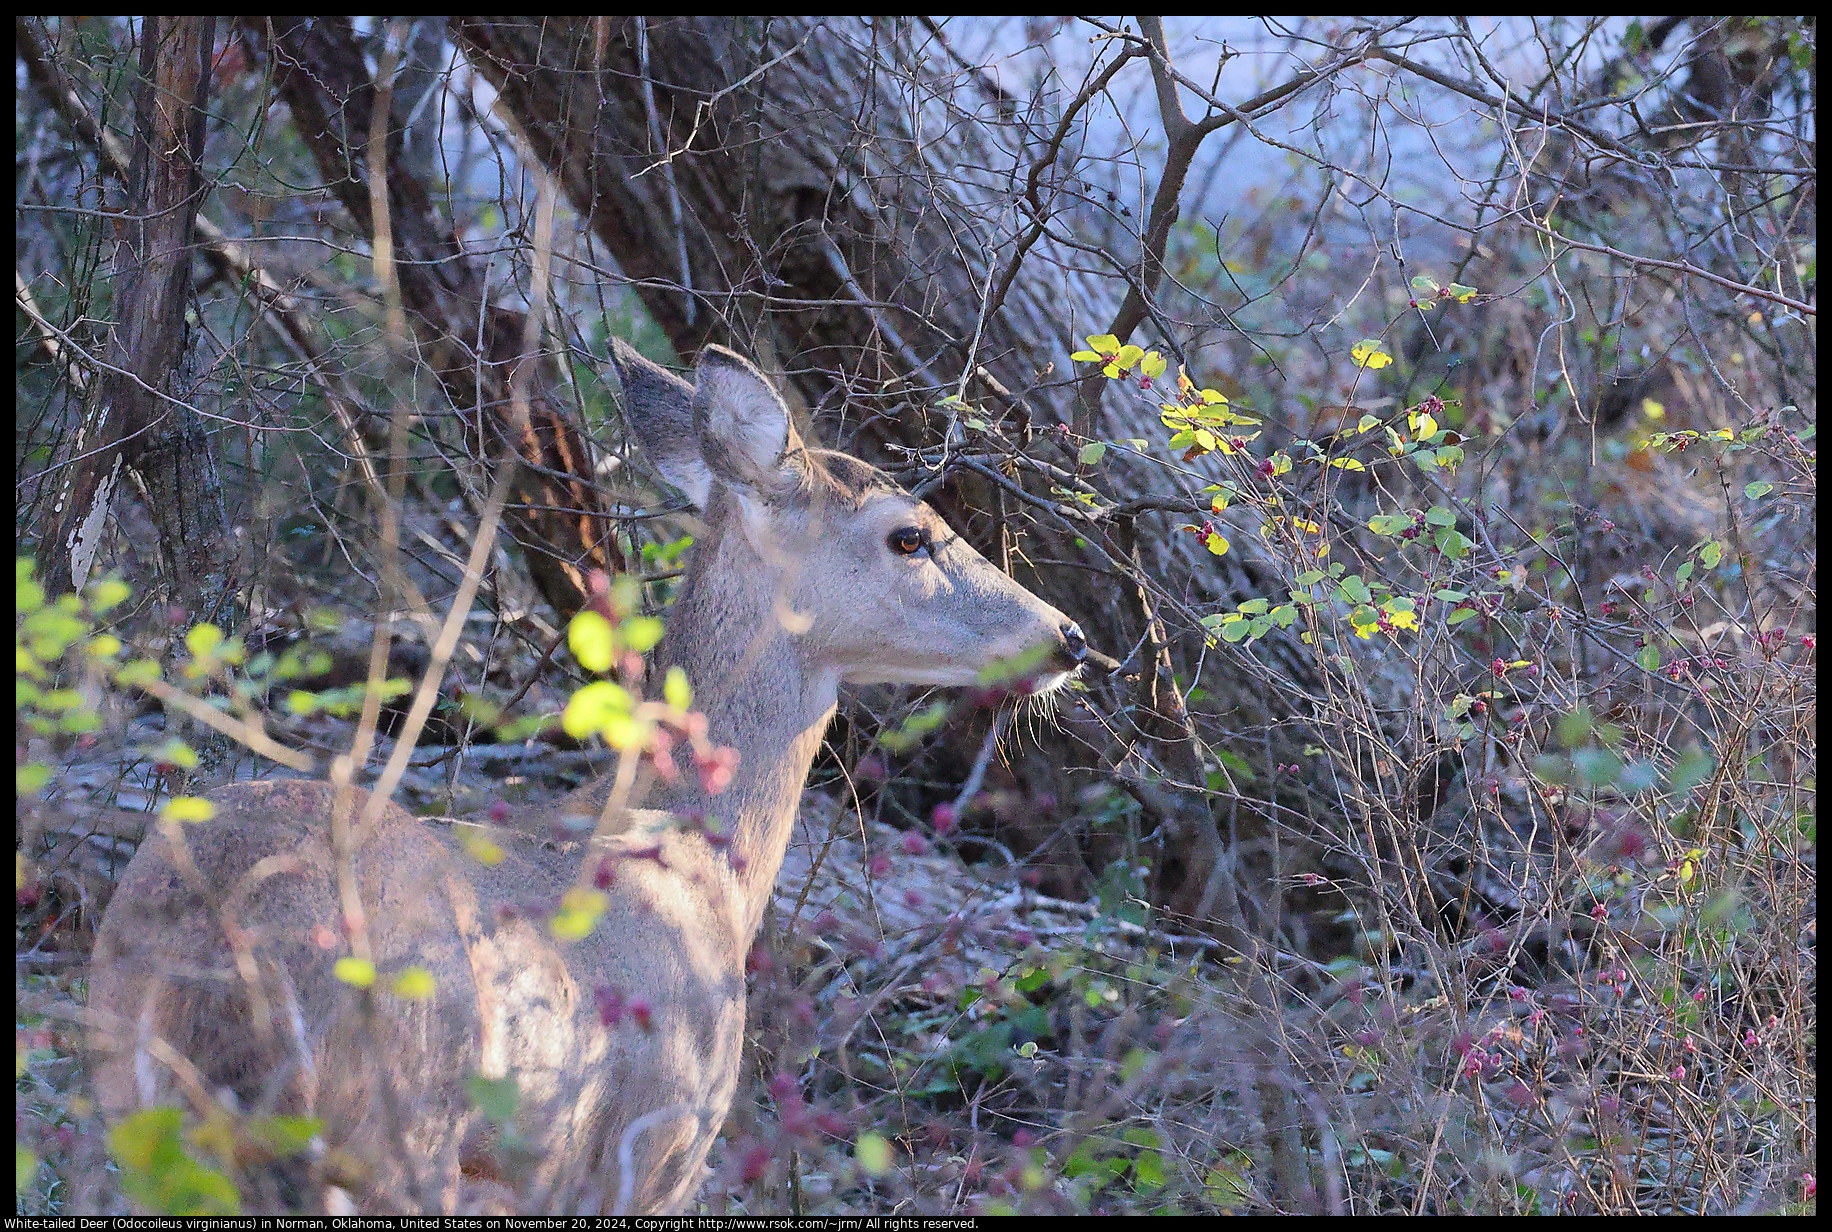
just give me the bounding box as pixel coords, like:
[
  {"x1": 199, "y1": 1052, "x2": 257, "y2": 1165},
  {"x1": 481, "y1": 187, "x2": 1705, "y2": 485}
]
[
  {"x1": 856, "y1": 1130, "x2": 892, "y2": 1176},
  {"x1": 334, "y1": 957, "x2": 376, "y2": 988},
  {"x1": 160, "y1": 796, "x2": 217, "y2": 824},
  {"x1": 561, "y1": 680, "x2": 634, "y2": 740},
  {"x1": 184, "y1": 623, "x2": 224, "y2": 658},
  {"x1": 568, "y1": 610, "x2": 616, "y2": 673},
  {"x1": 1204, "y1": 531, "x2": 1230, "y2": 556},
  {"x1": 663, "y1": 665, "x2": 693, "y2": 711},
  {"x1": 1351, "y1": 341, "x2": 1393, "y2": 370},
  {"x1": 460, "y1": 831, "x2": 505, "y2": 866},
  {"x1": 391, "y1": 967, "x2": 436, "y2": 999},
  {"x1": 601, "y1": 712, "x2": 654, "y2": 752},
  {"x1": 622, "y1": 616, "x2": 664, "y2": 655},
  {"x1": 1328, "y1": 457, "x2": 1366, "y2": 470},
  {"x1": 91, "y1": 578, "x2": 132, "y2": 612},
  {"x1": 1140, "y1": 351, "x2": 1167, "y2": 378},
  {"x1": 551, "y1": 888, "x2": 608, "y2": 941},
  {"x1": 1677, "y1": 847, "x2": 1704, "y2": 886},
  {"x1": 150, "y1": 738, "x2": 199, "y2": 769}
]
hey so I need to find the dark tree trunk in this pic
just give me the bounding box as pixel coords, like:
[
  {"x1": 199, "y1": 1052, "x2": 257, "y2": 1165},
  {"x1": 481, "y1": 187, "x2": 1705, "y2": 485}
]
[{"x1": 37, "y1": 16, "x2": 230, "y2": 618}]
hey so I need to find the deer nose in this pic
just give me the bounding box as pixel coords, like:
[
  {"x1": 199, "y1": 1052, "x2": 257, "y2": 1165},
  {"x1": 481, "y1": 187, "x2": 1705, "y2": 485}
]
[{"x1": 1055, "y1": 621, "x2": 1087, "y2": 669}]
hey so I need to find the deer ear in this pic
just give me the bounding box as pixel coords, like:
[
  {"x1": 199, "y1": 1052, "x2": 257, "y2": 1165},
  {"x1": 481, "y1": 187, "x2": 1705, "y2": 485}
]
[
  {"x1": 691, "y1": 346, "x2": 805, "y2": 495},
  {"x1": 611, "y1": 338, "x2": 713, "y2": 508}
]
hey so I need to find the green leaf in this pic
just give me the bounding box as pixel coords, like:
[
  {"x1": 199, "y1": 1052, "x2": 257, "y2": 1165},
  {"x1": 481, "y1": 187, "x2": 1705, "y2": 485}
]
[
  {"x1": 1619, "y1": 761, "x2": 1660, "y2": 793},
  {"x1": 1669, "y1": 747, "x2": 1714, "y2": 794},
  {"x1": 1699, "y1": 541, "x2": 1723, "y2": 568},
  {"x1": 1078, "y1": 442, "x2": 1108, "y2": 466},
  {"x1": 1744, "y1": 480, "x2": 1773, "y2": 499},
  {"x1": 467, "y1": 1072, "x2": 521, "y2": 1124},
  {"x1": 1433, "y1": 528, "x2": 1472, "y2": 559},
  {"x1": 243, "y1": 1115, "x2": 323, "y2": 1157},
  {"x1": 1133, "y1": 1147, "x2": 1167, "y2": 1191},
  {"x1": 1573, "y1": 748, "x2": 1622, "y2": 787},
  {"x1": 107, "y1": 1107, "x2": 240, "y2": 1215},
  {"x1": 1013, "y1": 965, "x2": 1052, "y2": 993},
  {"x1": 1635, "y1": 644, "x2": 1661, "y2": 672}
]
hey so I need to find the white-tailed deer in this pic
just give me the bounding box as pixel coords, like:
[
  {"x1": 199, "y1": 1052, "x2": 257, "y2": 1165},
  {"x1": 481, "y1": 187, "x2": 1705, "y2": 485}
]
[{"x1": 88, "y1": 344, "x2": 1085, "y2": 1214}]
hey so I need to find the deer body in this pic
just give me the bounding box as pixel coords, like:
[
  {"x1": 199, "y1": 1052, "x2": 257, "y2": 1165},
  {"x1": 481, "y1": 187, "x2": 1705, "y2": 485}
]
[{"x1": 89, "y1": 345, "x2": 1084, "y2": 1214}]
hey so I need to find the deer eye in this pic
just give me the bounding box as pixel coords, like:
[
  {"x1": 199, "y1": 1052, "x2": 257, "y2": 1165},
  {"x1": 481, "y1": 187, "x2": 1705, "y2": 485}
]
[{"x1": 887, "y1": 526, "x2": 929, "y2": 557}]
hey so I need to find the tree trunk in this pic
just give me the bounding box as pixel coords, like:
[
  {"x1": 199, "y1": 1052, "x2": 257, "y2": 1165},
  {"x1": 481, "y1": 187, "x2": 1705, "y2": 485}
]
[{"x1": 37, "y1": 16, "x2": 230, "y2": 618}]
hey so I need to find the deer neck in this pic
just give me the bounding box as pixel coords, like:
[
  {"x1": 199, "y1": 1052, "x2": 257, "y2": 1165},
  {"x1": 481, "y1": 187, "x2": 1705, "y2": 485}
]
[{"x1": 646, "y1": 521, "x2": 837, "y2": 944}]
